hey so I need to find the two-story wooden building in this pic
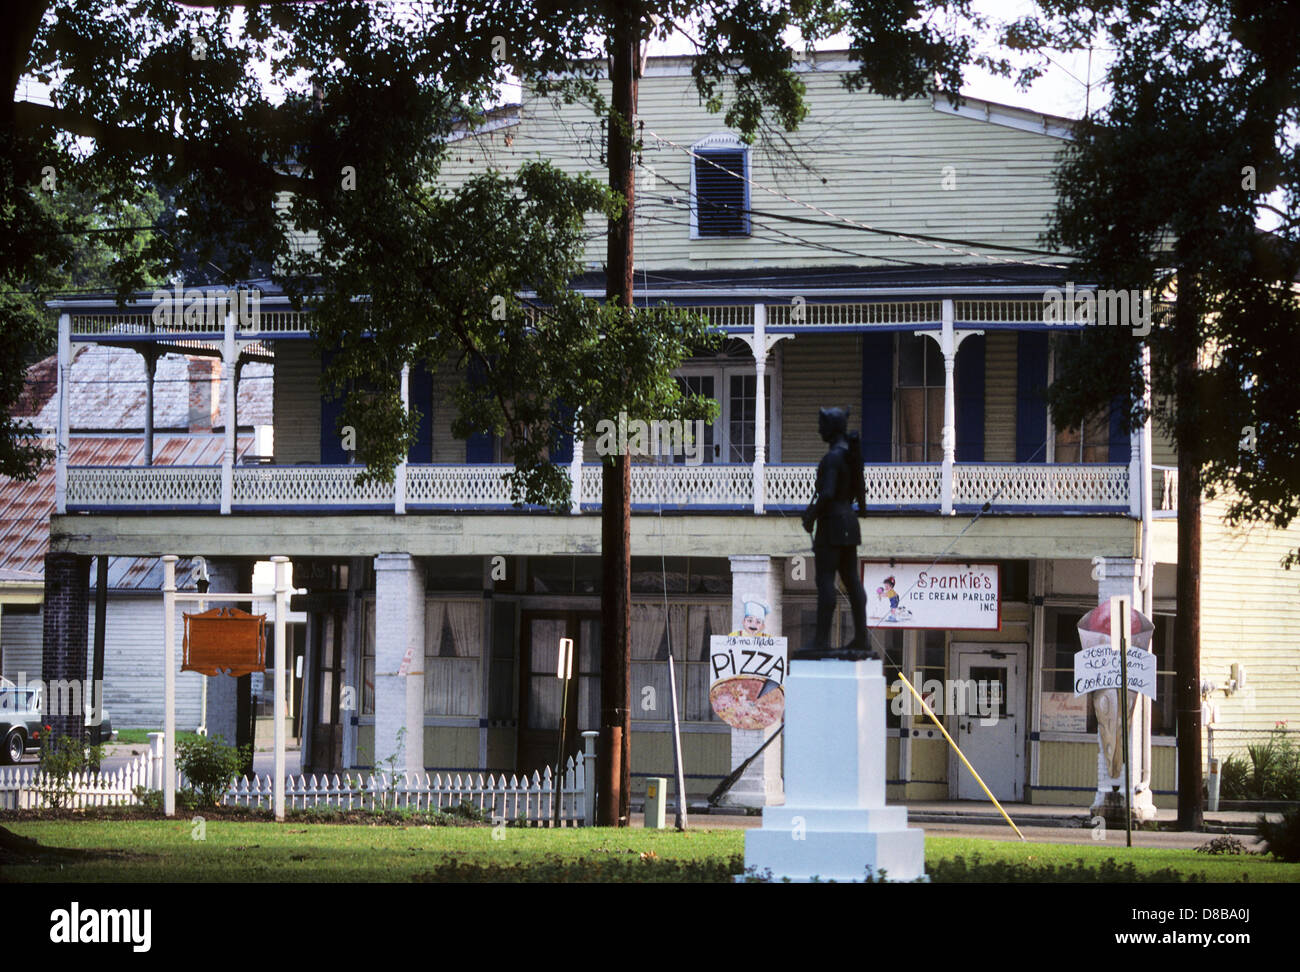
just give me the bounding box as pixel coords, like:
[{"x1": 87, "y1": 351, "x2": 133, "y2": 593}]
[{"x1": 40, "y1": 53, "x2": 1299, "y2": 809}]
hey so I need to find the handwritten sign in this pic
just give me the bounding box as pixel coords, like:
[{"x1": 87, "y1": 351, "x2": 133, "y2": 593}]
[
  {"x1": 708, "y1": 635, "x2": 787, "y2": 730},
  {"x1": 860, "y1": 561, "x2": 1000, "y2": 630},
  {"x1": 1072, "y1": 644, "x2": 1157, "y2": 698},
  {"x1": 1040, "y1": 691, "x2": 1089, "y2": 732}
]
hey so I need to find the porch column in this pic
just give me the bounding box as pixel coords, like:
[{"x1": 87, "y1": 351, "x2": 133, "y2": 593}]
[
  {"x1": 1092, "y1": 556, "x2": 1156, "y2": 821},
  {"x1": 373, "y1": 553, "x2": 425, "y2": 774},
  {"x1": 569, "y1": 424, "x2": 584, "y2": 514},
  {"x1": 739, "y1": 305, "x2": 789, "y2": 515},
  {"x1": 721, "y1": 555, "x2": 784, "y2": 807},
  {"x1": 920, "y1": 303, "x2": 981, "y2": 516},
  {"x1": 220, "y1": 309, "x2": 236, "y2": 514},
  {"x1": 40, "y1": 552, "x2": 91, "y2": 743},
  {"x1": 395, "y1": 364, "x2": 409, "y2": 514},
  {"x1": 55, "y1": 313, "x2": 70, "y2": 514},
  {"x1": 141, "y1": 348, "x2": 158, "y2": 466}
]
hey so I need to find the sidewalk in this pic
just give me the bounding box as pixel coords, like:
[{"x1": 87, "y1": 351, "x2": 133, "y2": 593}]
[{"x1": 686, "y1": 799, "x2": 1276, "y2": 837}]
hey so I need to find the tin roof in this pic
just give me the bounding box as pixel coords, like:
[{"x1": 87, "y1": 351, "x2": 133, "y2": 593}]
[{"x1": 2, "y1": 346, "x2": 270, "y2": 589}]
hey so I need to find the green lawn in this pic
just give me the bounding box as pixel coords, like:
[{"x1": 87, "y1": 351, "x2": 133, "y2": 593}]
[
  {"x1": 3, "y1": 819, "x2": 1297, "y2": 882},
  {"x1": 113, "y1": 729, "x2": 207, "y2": 746}
]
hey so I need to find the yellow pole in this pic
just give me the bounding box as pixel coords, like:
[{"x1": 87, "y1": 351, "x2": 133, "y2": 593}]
[{"x1": 896, "y1": 672, "x2": 1026, "y2": 841}]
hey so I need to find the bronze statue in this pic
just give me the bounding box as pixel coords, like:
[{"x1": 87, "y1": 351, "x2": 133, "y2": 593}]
[{"x1": 794, "y1": 407, "x2": 876, "y2": 661}]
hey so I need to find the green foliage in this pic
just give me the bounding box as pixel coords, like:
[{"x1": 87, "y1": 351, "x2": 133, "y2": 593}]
[
  {"x1": 1220, "y1": 731, "x2": 1300, "y2": 800},
  {"x1": 35, "y1": 730, "x2": 105, "y2": 809},
  {"x1": 1039, "y1": 0, "x2": 1300, "y2": 561},
  {"x1": 1258, "y1": 806, "x2": 1300, "y2": 863},
  {"x1": 176, "y1": 734, "x2": 250, "y2": 806},
  {"x1": 919, "y1": 854, "x2": 1204, "y2": 884}
]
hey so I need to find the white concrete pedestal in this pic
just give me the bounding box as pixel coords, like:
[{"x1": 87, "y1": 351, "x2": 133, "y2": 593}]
[{"x1": 743, "y1": 659, "x2": 925, "y2": 882}]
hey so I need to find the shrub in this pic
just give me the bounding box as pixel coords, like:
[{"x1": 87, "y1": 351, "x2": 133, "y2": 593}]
[
  {"x1": 1219, "y1": 754, "x2": 1251, "y2": 800},
  {"x1": 36, "y1": 729, "x2": 105, "y2": 809},
  {"x1": 1258, "y1": 807, "x2": 1300, "y2": 863},
  {"x1": 176, "y1": 735, "x2": 250, "y2": 806}
]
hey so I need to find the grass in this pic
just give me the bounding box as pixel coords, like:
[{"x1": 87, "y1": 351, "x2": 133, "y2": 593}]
[
  {"x1": 114, "y1": 729, "x2": 207, "y2": 746},
  {"x1": 3, "y1": 819, "x2": 1299, "y2": 882}
]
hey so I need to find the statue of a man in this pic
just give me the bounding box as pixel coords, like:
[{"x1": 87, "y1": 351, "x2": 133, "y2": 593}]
[{"x1": 794, "y1": 407, "x2": 876, "y2": 660}]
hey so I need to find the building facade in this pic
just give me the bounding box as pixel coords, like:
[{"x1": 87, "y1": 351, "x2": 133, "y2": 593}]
[{"x1": 37, "y1": 54, "x2": 1299, "y2": 805}]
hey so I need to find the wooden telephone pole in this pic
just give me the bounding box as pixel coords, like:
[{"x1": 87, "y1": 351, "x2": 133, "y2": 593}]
[{"x1": 597, "y1": 9, "x2": 638, "y2": 827}]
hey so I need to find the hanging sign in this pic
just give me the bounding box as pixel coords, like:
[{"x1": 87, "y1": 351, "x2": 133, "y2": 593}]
[
  {"x1": 182, "y1": 606, "x2": 267, "y2": 677},
  {"x1": 860, "y1": 561, "x2": 1001, "y2": 630},
  {"x1": 708, "y1": 635, "x2": 787, "y2": 730},
  {"x1": 1072, "y1": 600, "x2": 1156, "y2": 698}
]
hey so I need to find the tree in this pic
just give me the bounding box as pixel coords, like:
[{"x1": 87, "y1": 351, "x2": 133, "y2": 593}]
[
  {"x1": 6, "y1": 0, "x2": 1071, "y2": 822},
  {"x1": 1039, "y1": 0, "x2": 1300, "y2": 830}
]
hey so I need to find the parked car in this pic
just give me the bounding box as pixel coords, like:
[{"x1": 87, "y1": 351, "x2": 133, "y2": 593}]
[{"x1": 0, "y1": 685, "x2": 116, "y2": 763}]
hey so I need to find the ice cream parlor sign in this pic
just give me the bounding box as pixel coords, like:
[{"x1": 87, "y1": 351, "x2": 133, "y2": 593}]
[{"x1": 860, "y1": 561, "x2": 1001, "y2": 630}]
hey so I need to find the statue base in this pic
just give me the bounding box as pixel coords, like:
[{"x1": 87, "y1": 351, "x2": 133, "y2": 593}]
[{"x1": 741, "y1": 659, "x2": 925, "y2": 883}]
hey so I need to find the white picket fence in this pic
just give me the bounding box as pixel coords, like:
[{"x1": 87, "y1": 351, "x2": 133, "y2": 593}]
[
  {"x1": 221, "y1": 759, "x2": 585, "y2": 825},
  {"x1": 0, "y1": 742, "x2": 587, "y2": 825},
  {"x1": 0, "y1": 745, "x2": 157, "y2": 810}
]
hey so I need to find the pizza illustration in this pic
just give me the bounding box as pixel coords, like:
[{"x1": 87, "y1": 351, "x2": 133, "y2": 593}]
[{"x1": 709, "y1": 675, "x2": 785, "y2": 730}]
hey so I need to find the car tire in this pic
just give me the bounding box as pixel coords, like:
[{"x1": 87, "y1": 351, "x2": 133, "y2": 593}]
[{"x1": 2, "y1": 729, "x2": 23, "y2": 765}]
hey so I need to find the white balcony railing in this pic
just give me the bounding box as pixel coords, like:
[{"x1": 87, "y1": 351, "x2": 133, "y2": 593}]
[{"x1": 66, "y1": 462, "x2": 1134, "y2": 515}]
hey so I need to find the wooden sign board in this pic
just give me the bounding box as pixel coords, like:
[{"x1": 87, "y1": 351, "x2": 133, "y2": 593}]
[{"x1": 182, "y1": 607, "x2": 267, "y2": 677}]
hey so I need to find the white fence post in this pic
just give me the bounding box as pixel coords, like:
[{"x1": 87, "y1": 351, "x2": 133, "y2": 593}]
[{"x1": 581, "y1": 730, "x2": 598, "y2": 827}]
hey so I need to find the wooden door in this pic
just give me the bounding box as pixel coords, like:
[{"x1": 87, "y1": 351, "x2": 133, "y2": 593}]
[{"x1": 516, "y1": 611, "x2": 600, "y2": 778}]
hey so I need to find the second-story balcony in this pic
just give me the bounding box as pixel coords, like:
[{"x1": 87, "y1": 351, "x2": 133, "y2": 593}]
[{"x1": 64, "y1": 460, "x2": 1145, "y2": 516}]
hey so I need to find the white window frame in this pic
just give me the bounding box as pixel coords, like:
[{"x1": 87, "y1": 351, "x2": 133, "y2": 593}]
[
  {"x1": 689, "y1": 132, "x2": 751, "y2": 240},
  {"x1": 675, "y1": 348, "x2": 781, "y2": 463}
]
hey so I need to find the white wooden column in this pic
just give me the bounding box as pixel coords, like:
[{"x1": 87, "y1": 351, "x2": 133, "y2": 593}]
[
  {"x1": 272, "y1": 555, "x2": 289, "y2": 821},
  {"x1": 142, "y1": 350, "x2": 157, "y2": 467},
  {"x1": 162, "y1": 554, "x2": 177, "y2": 817},
  {"x1": 395, "y1": 364, "x2": 409, "y2": 514},
  {"x1": 739, "y1": 304, "x2": 790, "y2": 515},
  {"x1": 54, "y1": 313, "x2": 71, "y2": 514},
  {"x1": 920, "y1": 300, "x2": 981, "y2": 516},
  {"x1": 569, "y1": 420, "x2": 584, "y2": 514},
  {"x1": 220, "y1": 309, "x2": 236, "y2": 514}
]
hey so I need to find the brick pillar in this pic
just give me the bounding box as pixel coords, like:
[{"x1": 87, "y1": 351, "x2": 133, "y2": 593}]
[
  {"x1": 721, "y1": 555, "x2": 785, "y2": 807},
  {"x1": 41, "y1": 552, "x2": 92, "y2": 743}
]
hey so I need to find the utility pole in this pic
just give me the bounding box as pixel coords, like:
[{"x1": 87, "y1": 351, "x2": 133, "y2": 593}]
[
  {"x1": 1173, "y1": 257, "x2": 1203, "y2": 832},
  {"x1": 597, "y1": 7, "x2": 638, "y2": 827}
]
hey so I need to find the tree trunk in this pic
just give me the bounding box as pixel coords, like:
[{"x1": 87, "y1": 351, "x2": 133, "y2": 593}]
[
  {"x1": 597, "y1": 12, "x2": 638, "y2": 827},
  {"x1": 1173, "y1": 263, "x2": 1203, "y2": 832}
]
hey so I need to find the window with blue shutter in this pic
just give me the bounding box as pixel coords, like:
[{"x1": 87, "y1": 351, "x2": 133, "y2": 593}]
[{"x1": 693, "y1": 147, "x2": 749, "y2": 237}]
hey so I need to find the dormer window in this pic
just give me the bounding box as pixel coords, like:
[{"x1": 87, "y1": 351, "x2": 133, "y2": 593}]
[{"x1": 691, "y1": 133, "x2": 750, "y2": 238}]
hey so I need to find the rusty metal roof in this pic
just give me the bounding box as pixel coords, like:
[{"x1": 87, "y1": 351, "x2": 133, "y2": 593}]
[{"x1": 0, "y1": 434, "x2": 250, "y2": 587}]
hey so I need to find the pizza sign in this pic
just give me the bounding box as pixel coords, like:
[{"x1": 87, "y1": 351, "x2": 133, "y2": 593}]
[{"x1": 708, "y1": 635, "x2": 787, "y2": 730}]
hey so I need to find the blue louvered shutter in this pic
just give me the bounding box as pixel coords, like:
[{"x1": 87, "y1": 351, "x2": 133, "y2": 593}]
[
  {"x1": 1015, "y1": 332, "x2": 1049, "y2": 463},
  {"x1": 408, "y1": 364, "x2": 434, "y2": 464},
  {"x1": 465, "y1": 359, "x2": 495, "y2": 463},
  {"x1": 1108, "y1": 395, "x2": 1131, "y2": 463},
  {"x1": 695, "y1": 149, "x2": 748, "y2": 237},
  {"x1": 860, "y1": 332, "x2": 893, "y2": 461},
  {"x1": 955, "y1": 335, "x2": 985, "y2": 461},
  {"x1": 319, "y1": 348, "x2": 348, "y2": 464}
]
